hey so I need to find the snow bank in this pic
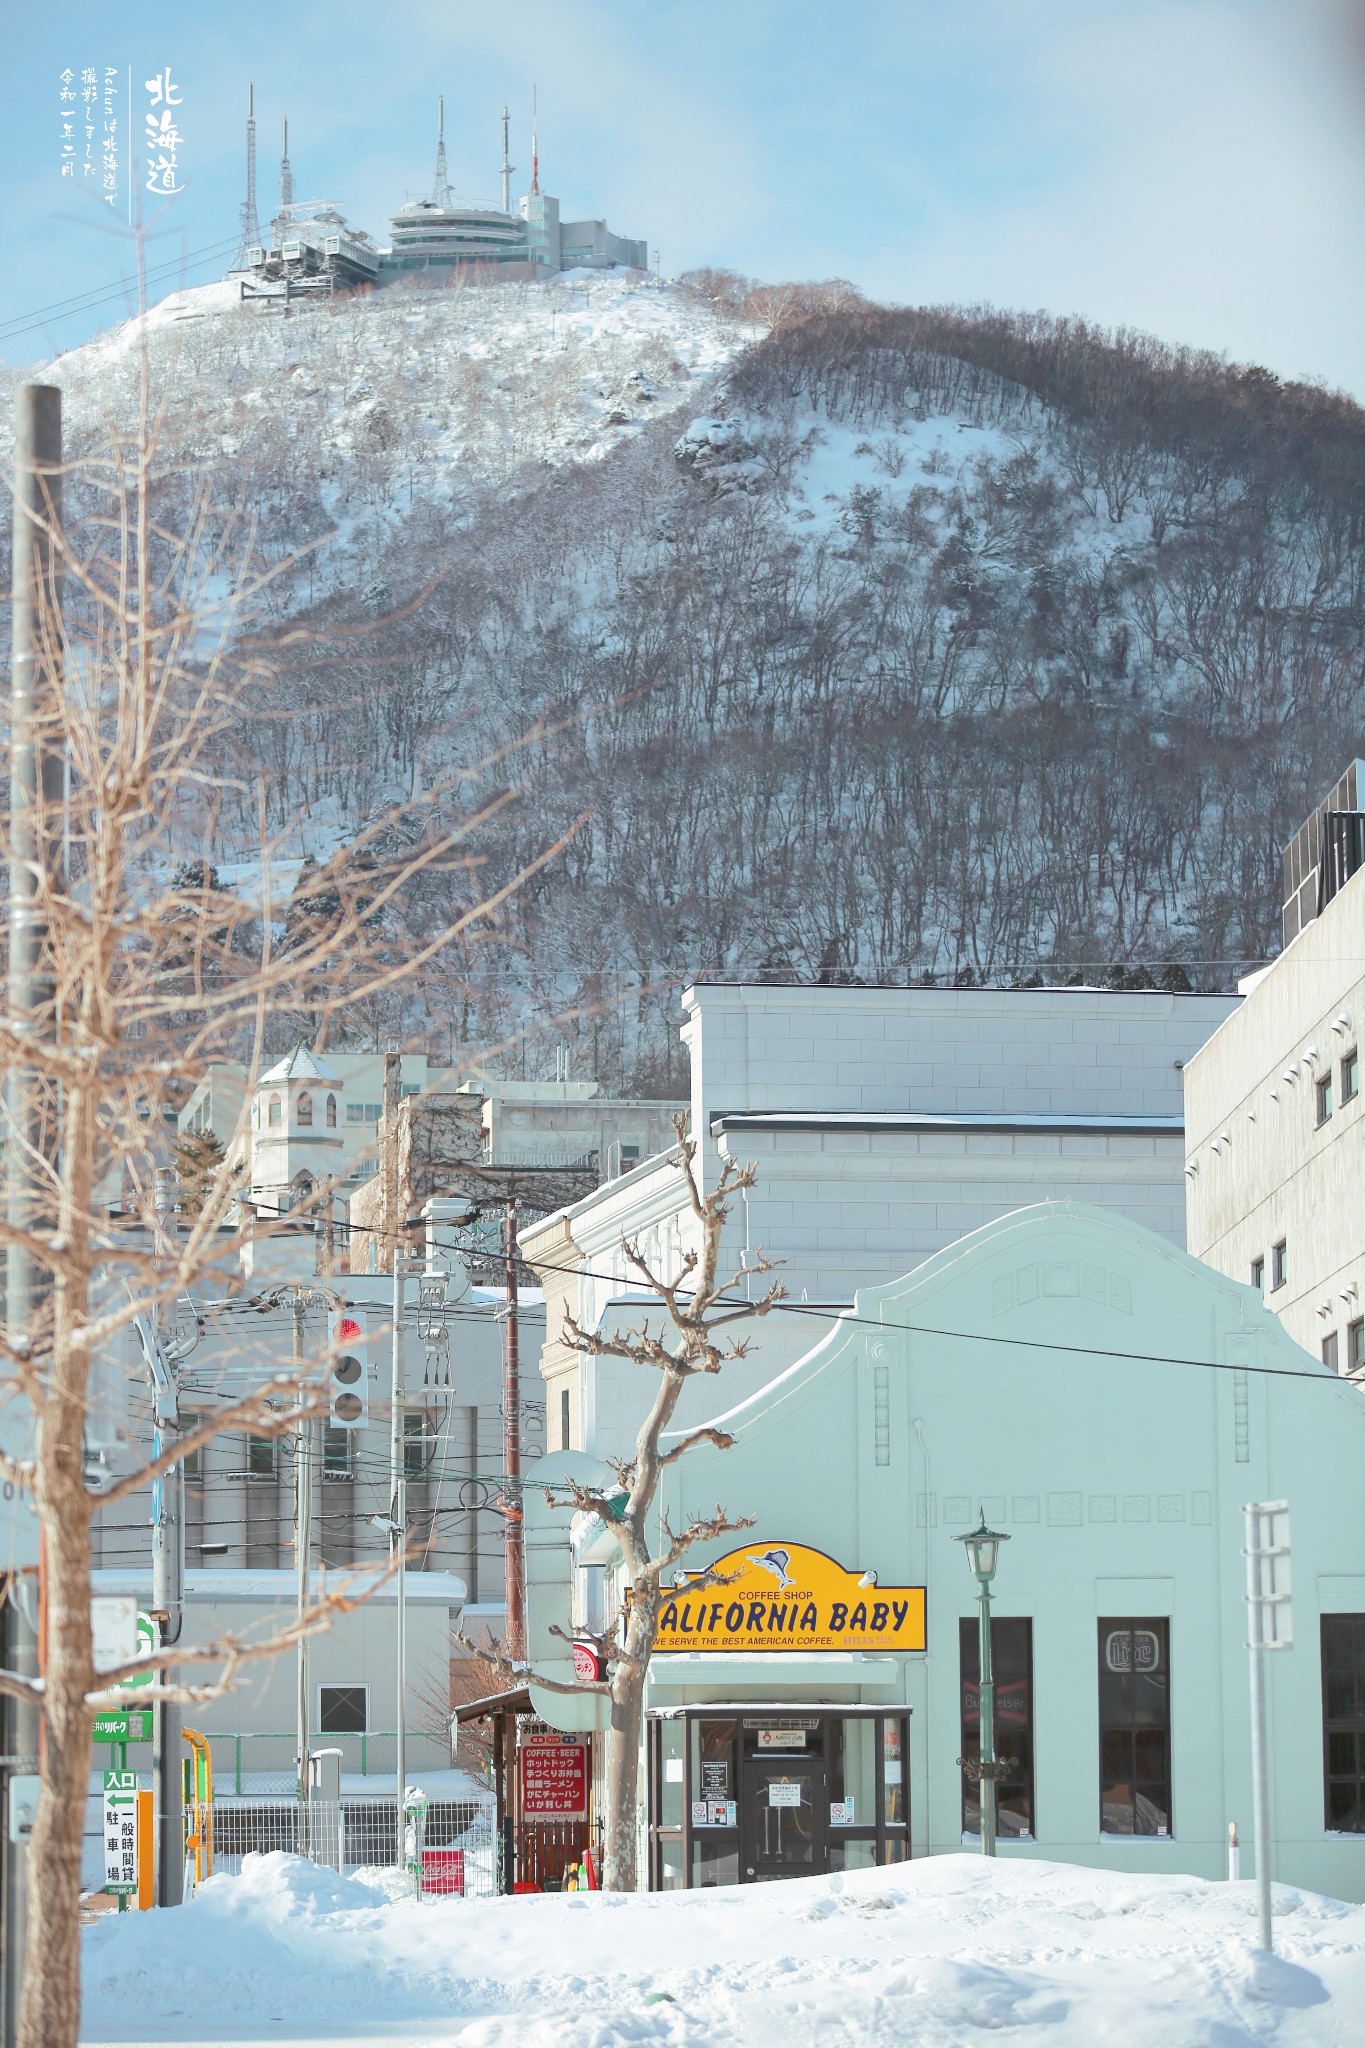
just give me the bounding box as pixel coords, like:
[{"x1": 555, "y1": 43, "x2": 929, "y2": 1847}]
[{"x1": 80, "y1": 1851, "x2": 1365, "y2": 2045}]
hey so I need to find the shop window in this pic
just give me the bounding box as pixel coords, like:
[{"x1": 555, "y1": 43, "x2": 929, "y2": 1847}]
[
  {"x1": 1098, "y1": 1618, "x2": 1172, "y2": 1836},
  {"x1": 1316, "y1": 1073, "x2": 1333, "y2": 1126},
  {"x1": 1271, "y1": 1240, "x2": 1287, "y2": 1291},
  {"x1": 1343, "y1": 1049, "x2": 1359, "y2": 1104},
  {"x1": 959, "y1": 1617, "x2": 1034, "y2": 1838},
  {"x1": 318, "y1": 1683, "x2": 367, "y2": 1735},
  {"x1": 297, "y1": 1091, "x2": 313, "y2": 1128},
  {"x1": 1324, "y1": 1332, "x2": 1340, "y2": 1373},
  {"x1": 326, "y1": 1093, "x2": 338, "y2": 1128},
  {"x1": 1250, "y1": 1257, "x2": 1264, "y2": 1292},
  {"x1": 323, "y1": 1425, "x2": 353, "y2": 1479},
  {"x1": 1322, "y1": 1615, "x2": 1365, "y2": 1831},
  {"x1": 1349, "y1": 1319, "x2": 1365, "y2": 1376}
]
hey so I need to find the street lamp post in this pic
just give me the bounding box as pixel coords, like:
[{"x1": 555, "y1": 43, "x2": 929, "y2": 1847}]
[{"x1": 956, "y1": 1514, "x2": 1010, "y2": 1857}]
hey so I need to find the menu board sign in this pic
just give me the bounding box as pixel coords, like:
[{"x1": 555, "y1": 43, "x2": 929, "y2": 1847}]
[{"x1": 520, "y1": 1733, "x2": 589, "y2": 1819}]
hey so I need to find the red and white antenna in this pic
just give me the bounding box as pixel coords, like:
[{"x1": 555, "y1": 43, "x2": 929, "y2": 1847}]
[{"x1": 531, "y1": 83, "x2": 539, "y2": 195}]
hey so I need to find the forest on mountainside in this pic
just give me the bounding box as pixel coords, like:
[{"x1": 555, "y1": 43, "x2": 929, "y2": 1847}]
[{"x1": 6, "y1": 281, "x2": 1365, "y2": 1090}]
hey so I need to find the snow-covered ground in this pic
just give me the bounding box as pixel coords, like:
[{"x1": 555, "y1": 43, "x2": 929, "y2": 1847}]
[{"x1": 80, "y1": 1851, "x2": 1365, "y2": 2047}]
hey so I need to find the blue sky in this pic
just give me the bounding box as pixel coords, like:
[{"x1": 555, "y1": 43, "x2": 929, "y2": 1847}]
[{"x1": 4, "y1": 0, "x2": 1365, "y2": 393}]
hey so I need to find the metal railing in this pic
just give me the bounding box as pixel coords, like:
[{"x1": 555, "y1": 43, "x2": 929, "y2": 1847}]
[
  {"x1": 209, "y1": 1796, "x2": 500, "y2": 1893},
  {"x1": 206, "y1": 1730, "x2": 457, "y2": 1797}
]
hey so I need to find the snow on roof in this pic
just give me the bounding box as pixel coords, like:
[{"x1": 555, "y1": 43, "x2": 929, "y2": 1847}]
[{"x1": 258, "y1": 1044, "x2": 342, "y2": 1087}]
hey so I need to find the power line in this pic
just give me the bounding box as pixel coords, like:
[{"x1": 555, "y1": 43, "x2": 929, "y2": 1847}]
[{"x1": 0, "y1": 239, "x2": 240, "y2": 347}]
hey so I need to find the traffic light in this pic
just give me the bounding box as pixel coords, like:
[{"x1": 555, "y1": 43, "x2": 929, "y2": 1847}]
[{"x1": 330, "y1": 1310, "x2": 371, "y2": 1430}]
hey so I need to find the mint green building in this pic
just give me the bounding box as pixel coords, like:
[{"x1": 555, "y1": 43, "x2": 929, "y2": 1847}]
[{"x1": 524, "y1": 1201, "x2": 1365, "y2": 1897}]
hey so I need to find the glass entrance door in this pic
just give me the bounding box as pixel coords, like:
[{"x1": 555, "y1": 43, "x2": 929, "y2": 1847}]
[{"x1": 742, "y1": 1758, "x2": 825, "y2": 1882}]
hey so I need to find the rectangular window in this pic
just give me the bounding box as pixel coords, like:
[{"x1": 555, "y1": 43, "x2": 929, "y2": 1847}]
[
  {"x1": 1349, "y1": 1318, "x2": 1365, "y2": 1376},
  {"x1": 1323, "y1": 1331, "x2": 1340, "y2": 1373},
  {"x1": 1271, "y1": 1240, "x2": 1287, "y2": 1290},
  {"x1": 1322, "y1": 1615, "x2": 1365, "y2": 1832},
  {"x1": 245, "y1": 1435, "x2": 276, "y2": 1479},
  {"x1": 1098, "y1": 1618, "x2": 1172, "y2": 1836},
  {"x1": 403, "y1": 1409, "x2": 428, "y2": 1477},
  {"x1": 322, "y1": 1425, "x2": 353, "y2": 1478},
  {"x1": 1316, "y1": 1073, "x2": 1334, "y2": 1126},
  {"x1": 561, "y1": 1386, "x2": 571, "y2": 1450},
  {"x1": 1343, "y1": 1049, "x2": 1359, "y2": 1104},
  {"x1": 318, "y1": 1683, "x2": 367, "y2": 1735},
  {"x1": 959, "y1": 1617, "x2": 1034, "y2": 1839},
  {"x1": 1250, "y1": 1257, "x2": 1264, "y2": 1292},
  {"x1": 180, "y1": 1412, "x2": 204, "y2": 1481}
]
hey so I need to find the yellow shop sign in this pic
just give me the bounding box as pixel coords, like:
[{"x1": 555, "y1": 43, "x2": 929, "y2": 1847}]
[{"x1": 657, "y1": 1542, "x2": 926, "y2": 1654}]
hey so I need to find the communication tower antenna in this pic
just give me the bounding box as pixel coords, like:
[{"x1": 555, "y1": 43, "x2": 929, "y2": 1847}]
[
  {"x1": 434, "y1": 94, "x2": 453, "y2": 208},
  {"x1": 279, "y1": 116, "x2": 293, "y2": 212},
  {"x1": 231, "y1": 82, "x2": 260, "y2": 270},
  {"x1": 531, "y1": 83, "x2": 539, "y2": 196},
  {"x1": 500, "y1": 100, "x2": 515, "y2": 215}
]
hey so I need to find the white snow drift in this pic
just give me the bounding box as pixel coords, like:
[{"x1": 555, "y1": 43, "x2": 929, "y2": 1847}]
[{"x1": 81, "y1": 1851, "x2": 1365, "y2": 2046}]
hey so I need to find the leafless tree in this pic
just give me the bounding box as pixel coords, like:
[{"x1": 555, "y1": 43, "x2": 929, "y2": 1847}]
[
  {"x1": 465, "y1": 1115, "x2": 783, "y2": 1891},
  {"x1": 0, "y1": 296, "x2": 575, "y2": 2047}
]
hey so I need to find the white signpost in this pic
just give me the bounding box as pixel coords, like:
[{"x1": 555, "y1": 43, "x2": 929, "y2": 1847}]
[
  {"x1": 1243, "y1": 1500, "x2": 1292, "y2": 1956},
  {"x1": 102, "y1": 1769, "x2": 138, "y2": 1898}
]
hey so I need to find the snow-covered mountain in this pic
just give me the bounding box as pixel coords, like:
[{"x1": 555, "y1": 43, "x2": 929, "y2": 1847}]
[{"x1": 6, "y1": 274, "x2": 1364, "y2": 1084}]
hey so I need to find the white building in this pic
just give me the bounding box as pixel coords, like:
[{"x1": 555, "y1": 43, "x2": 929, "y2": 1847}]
[
  {"x1": 1185, "y1": 768, "x2": 1365, "y2": 1370},
  {"x1": 523, "y1": 982, "x2": 1238, "y2": 1455},
  {"x1": 522, "y1": 1201, "x2": 1365, "y2": 1899}
]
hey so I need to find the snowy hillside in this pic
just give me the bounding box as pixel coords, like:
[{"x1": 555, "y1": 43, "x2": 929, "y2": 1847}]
[
  {"x1": 81, "y1": 1850, "x2": 1365, "y2": 2046},
  {"x1": 5, "y1": 279, "x2": 1365, "y2": 1083}
]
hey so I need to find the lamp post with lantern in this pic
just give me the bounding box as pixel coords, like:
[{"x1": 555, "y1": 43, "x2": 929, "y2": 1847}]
[{"x1": 956, "y1": 1513, "x2": 1011, "y2": 1857}]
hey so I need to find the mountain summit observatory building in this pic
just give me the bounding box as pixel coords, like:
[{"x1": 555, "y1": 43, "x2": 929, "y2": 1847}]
[{"x1": 233, "y1": 92, "x2": 647, "y2": 300}]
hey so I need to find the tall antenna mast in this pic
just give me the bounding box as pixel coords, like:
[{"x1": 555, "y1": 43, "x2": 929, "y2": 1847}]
[
  {"x1": 531, "y1": 83, "x2": 539, "y2": 196},
  {"x1": 500, "y1": 100, "x2": 515, "y2": 215},
  {"x1": 433, "y1": 94, "x2": 452, "y2": 208},
  {"x1": 279, "y1": 115, "x2": 293, "y2": 212},
  {"x1": 231, "y1": 82, "x2": 260, "y2": 269}
]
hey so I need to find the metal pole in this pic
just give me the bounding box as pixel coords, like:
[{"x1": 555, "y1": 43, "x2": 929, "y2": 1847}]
[
  {"x1": 503, "y1": 1200, "x2": 524, "y2": 1656},
  {"x1": 151, "y1": 1173, "x2": 184, "y2": 1907},
  {"x1": 391, "y1": 1257, "x2": 407, "y2": 1874},
  {"x1": 978, "y1": 1580, "x2": 996, "y2": 1857},
  {"x1": 294, "y1": 1294, "x2": 312, "y2": 1854},
  {"x1": 1245, "y1": 1506, "x2": 1274, "y2": 1952}
]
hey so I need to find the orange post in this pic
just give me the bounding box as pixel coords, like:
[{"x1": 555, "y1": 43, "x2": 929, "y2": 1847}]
[{"x1": 135, "y1": 1791, "x2": 154, "y2": 1910}]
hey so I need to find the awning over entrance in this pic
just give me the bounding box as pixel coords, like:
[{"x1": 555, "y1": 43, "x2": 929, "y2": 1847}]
[{"x1": 453, "y1": 1687, "x2": 532, "y2": 1724}]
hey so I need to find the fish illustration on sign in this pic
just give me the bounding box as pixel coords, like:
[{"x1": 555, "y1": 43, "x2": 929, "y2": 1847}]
[{"x1": 748, "y1": 1547, "x2": 794, "y2": 1589}]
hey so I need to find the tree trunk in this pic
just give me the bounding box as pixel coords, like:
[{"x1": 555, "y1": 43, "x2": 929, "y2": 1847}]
[
  {"x1": 19, "y1": 1479, "x2": 94, "y2": 2048},
  {"x1": 602, "y1": 1656, "x2": 646, "y2": 1892}
]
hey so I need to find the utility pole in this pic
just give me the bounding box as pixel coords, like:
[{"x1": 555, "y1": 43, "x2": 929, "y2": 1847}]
[
  {"x1": 390, "y1": 1256, "x2": 409, "y2": 1876},
  {"x1": 503, "y1": 1200, "x2": 524, "y2": 1656},
  {"x1": 4, "y1": 383, "x2": 64, "y2": 2030},
  {"x1": 294, "y1": 1293, "x2": 312, "y2": 1855}
]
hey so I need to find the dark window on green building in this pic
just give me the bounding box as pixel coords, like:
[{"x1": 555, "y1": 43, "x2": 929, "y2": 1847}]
[{"x1": 1098, "y1": 1618, "x2": 1172, "y2": 1835}]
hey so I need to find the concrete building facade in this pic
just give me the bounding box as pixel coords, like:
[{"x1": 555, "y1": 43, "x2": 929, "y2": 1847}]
[
  {"x1": 524, "y1": 1202, "x2": 1365, "y2": 1899},
  {"x1": 1185, "y1": 796, "x2": 1365, "y2": 1370},
  {"x1": 523, "y1": 983, "x2": 1239, "y2": 1460}
]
